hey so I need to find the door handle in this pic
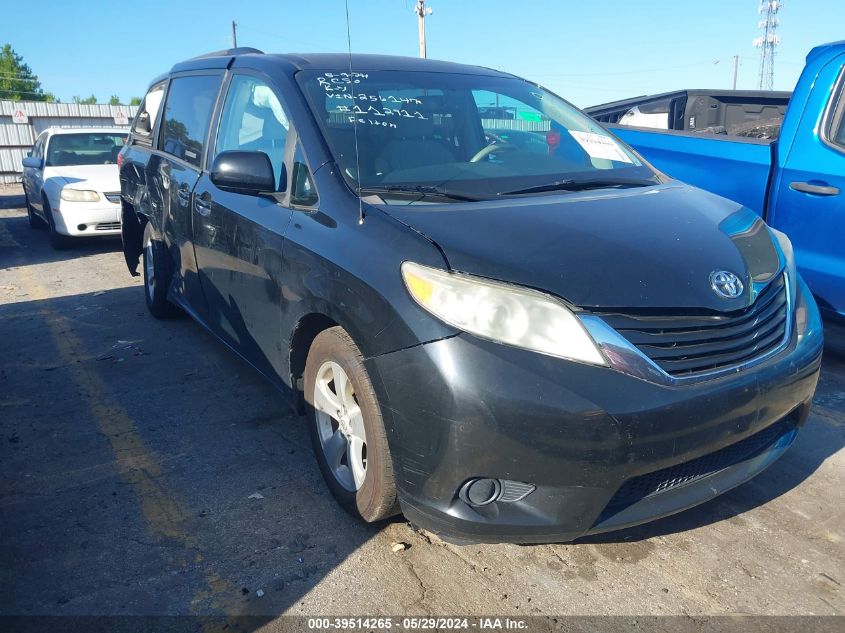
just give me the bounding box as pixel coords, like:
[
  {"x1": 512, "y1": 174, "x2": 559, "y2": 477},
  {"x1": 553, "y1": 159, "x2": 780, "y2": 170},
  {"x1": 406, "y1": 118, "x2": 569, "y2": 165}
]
[
  {"x1": 176, "y1": 188, "x2": 191, "y2": 205},
  {"x1": 194, "y1": 198, "x2": 211, "y2": 217},
  {"x1": 789, "y1": 181, "x2": 840, "y2": 196}
]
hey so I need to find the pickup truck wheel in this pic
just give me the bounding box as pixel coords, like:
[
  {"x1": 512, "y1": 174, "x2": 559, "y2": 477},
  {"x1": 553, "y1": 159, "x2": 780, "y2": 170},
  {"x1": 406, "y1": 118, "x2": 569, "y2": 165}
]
[
  {"x1": 25, "y1": 194, "x2": 44, "y2": 229},
  {"x1": 43, "y1": 198, "x2": 71, "y2": 250},
  {"x1": 304, "y1": 327, "x2": 399, "y2": 522},
  {"x1": 142, "y1": 233, "x2": 180, "y2": 319}
]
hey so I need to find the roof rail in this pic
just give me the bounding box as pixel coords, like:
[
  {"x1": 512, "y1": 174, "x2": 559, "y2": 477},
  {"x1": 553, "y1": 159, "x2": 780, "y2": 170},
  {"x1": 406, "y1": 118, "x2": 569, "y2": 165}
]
[{"x1": 187, "y1": 47, "x2": 264, "y2": 61}]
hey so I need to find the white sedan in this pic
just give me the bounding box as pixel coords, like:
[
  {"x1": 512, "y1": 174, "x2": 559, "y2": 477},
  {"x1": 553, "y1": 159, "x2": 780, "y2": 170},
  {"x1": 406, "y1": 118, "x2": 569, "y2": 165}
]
[{"x1": 21, "y1": 128, "x2": 127, "y2": 249}]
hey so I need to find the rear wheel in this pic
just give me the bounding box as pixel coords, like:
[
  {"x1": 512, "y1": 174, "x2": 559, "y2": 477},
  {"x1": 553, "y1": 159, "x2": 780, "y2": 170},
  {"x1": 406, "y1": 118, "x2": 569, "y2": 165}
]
[
  {"x1": 43, "y1": 198, "x2": 71, "y2": 250},
  {"x1": 142, "y1": 231, "x2": 180, "y2": 318},
  {"x1": 304, "y1": 327, "x2": 398, "y2": 522}
]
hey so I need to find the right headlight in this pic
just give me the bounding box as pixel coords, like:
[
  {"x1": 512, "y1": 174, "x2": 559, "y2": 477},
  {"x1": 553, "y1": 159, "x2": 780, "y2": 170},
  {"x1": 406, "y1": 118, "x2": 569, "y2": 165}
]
[
  {"x1": 401, "y1": 261, "x2": 607, "y2": 366},
  {"x1": 61, "y1": 188, "x2": 100, "y2": 202}
]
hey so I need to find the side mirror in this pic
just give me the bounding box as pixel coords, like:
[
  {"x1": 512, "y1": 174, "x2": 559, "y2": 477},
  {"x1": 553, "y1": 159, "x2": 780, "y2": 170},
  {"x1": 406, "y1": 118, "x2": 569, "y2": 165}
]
[
  {"x1": 210, "y1": 151, "x2": 276, "y2": 195},
  {"x1": 22, "y1": 156, "x2": 42, "y2": 169},
  {"x1": 135, "y1": 112, "x2": 151, "y2": 135}
]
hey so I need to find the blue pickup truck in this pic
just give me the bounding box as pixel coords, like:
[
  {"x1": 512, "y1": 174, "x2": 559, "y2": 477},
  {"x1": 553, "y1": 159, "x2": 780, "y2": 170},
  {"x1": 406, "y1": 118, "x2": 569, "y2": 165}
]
[{"x1": 587, "y1": 40, "x2": 845, "y2": 324}]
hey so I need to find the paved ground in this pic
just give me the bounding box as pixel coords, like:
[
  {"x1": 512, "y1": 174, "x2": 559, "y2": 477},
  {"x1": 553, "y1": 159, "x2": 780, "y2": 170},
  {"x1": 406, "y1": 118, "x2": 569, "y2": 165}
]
[{"x1": 1, "y1": 183, "x2": 843, "y2": 620}]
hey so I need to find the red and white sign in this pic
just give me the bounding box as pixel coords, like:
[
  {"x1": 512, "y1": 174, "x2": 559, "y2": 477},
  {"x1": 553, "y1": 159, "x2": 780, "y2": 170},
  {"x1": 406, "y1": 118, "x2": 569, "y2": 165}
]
[
  {"x1": 113, "y1": 110, "x2": 129, "y2": 125},
  {"x1": 12, "y1": 109, "x2": 28, "y2": 124}
]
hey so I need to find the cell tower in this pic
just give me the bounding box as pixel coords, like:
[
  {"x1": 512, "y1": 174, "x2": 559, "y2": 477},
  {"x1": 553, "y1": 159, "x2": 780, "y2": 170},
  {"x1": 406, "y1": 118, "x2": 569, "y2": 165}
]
[{"x1": 753, "y1": 0, "x2": 782, "y2": 90}]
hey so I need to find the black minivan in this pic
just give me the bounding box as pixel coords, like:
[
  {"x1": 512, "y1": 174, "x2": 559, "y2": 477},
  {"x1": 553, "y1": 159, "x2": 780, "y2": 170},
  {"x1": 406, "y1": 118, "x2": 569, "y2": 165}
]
[{"x1": 119, "y1": 48, "x2": 823, "y2": 544}]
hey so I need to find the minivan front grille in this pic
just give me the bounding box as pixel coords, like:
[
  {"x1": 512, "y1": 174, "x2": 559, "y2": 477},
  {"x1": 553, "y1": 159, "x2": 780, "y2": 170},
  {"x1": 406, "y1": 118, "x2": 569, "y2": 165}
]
[
  {"x1": 104, "y1": 192, "x2": 121, "y2": 204},
  {"x1": 596, "y1": 274, "x2": 788, "y2": 377}
]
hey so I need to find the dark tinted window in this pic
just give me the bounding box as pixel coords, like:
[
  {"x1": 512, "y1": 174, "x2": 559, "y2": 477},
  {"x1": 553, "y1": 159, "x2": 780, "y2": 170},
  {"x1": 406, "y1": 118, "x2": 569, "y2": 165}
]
[{"x1": 161, "y1": 75, "x2": 221, "y2": 167}]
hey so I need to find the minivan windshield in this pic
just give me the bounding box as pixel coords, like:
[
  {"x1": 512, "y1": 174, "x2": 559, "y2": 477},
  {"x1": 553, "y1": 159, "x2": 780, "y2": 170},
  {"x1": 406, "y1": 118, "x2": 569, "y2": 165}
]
[
  {"x1": 46, "y1": 132, "x2": 127, "y2": 167},
  {"x1": 297, "y1": 70, "x2": 659, "y2": 202}
]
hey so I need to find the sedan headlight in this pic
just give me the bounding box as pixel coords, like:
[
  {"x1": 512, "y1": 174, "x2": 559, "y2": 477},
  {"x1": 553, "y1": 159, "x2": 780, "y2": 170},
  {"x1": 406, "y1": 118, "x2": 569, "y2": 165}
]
[
  {"x1": 401, "y1": 261, "x2": 606, "y2": 366},
  {"x1": 60, "y1": 188, "x2": 100, "y2": 202}
]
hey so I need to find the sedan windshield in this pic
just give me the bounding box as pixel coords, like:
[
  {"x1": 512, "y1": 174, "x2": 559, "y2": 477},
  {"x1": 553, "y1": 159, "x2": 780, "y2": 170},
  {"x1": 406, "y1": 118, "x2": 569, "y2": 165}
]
[
  {"x1": 46, "y1": 132, "x2": 127, "y2": 167},
  {"x1": 297, "y1": 70, "x2": 659, "y2": 202}
]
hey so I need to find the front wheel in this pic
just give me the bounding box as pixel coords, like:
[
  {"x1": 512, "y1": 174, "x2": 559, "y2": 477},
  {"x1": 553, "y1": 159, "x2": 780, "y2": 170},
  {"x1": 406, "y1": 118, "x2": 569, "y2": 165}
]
[
  {"x1": 43, "y1": 198, "x2": 71, "y2": 249},
  {"x1": 304, "y1": 327, "x2": 398, "y2": 522},
  {"x1": 25, "y1": 194, "x2": 44, "y2": 229}
]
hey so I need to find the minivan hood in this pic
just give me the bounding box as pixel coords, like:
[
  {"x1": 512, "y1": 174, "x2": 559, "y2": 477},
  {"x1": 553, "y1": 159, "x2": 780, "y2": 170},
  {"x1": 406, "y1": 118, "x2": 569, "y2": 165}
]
[
  {"x1": 382, "y1": 184, "x2": 782, "y2": 311},
  {"x1": 46, "y1": 164, "x2": 120, "y2": 193}
]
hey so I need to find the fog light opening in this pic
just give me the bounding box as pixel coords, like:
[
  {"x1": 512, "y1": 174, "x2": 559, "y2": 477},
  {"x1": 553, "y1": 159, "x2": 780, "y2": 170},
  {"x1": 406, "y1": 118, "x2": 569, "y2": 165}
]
[
  {"x1": 459, "y1": 478, "x2": 501, "y2": 507},
  {"x1": 77, "y1": 224, "x2": 87, "y2": 231}
]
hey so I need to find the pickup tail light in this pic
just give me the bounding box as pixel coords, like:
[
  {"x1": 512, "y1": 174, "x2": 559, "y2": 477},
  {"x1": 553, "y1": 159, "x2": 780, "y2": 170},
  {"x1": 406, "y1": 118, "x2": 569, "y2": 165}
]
[{"x1": 116, "y1": 151, "x2": 124, "y2": 168}]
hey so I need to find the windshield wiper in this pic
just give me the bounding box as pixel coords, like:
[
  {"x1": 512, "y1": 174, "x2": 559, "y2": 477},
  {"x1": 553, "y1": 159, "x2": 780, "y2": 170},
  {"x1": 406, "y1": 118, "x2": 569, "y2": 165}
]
[
  {"x1": 358, "y1": 184, "x2": 482, "y2": 202},
  {"x1": 499, "y1": 177, "x2": 657, "y2": 196}
]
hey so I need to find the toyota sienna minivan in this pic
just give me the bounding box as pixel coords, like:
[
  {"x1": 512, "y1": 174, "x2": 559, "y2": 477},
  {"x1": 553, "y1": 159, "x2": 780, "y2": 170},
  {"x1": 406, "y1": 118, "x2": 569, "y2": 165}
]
[{"x1": 119, "y1": 48, "x2": 823, "y2": 544}]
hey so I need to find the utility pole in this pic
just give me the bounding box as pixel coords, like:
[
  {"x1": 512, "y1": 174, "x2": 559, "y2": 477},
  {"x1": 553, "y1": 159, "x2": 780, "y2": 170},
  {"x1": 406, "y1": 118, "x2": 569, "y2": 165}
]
[
  {"x1": 753, "y1": 1, "x2": 782, "y2": 90},
  {"x1": 732, "y1": 55, "x2": 739, "y2": 90},
  {"x1": 232, "y1": 20, "x2": 238, "y2": 48},
  {"x1": 415, "y1": 0, "x2": 433, "y2": 59}
]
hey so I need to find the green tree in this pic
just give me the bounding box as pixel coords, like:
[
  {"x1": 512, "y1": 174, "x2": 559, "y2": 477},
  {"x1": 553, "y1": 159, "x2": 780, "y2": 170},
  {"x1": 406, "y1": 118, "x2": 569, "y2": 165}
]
[
  {"x1": 108, "y1": 94, "x2": 121, "y2": 106},
  {"x1": 129, "y1": 96, "x2": 142, "y2": 106},
  {"x1": 72, "y1": 94, "x2": 98, "y2": 105},
  {"x1": 0, "y1": 43, "x2": 50, "y2": 101}
]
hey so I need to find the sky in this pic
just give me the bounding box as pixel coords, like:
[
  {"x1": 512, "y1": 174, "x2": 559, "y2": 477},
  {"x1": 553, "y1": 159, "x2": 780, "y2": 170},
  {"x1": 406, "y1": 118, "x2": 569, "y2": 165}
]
[{"x1": 2, "y1": 0, "x2": 842, "y2": 108}]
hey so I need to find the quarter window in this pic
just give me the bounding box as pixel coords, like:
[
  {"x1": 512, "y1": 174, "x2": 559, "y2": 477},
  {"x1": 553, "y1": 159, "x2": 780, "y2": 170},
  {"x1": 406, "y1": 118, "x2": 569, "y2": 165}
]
[
  {"x1": 132, "y1": 82, "x2": 165, "y2": 140},
  {"x1": 216, "y1": 75, "x2": 290, "y2": 190},
  {"x1": 291, "y1": 143, "x2": 318, "y2": 207},
  {"x1": 161, "y1": 75, "x2": 221, "y2": 167}
]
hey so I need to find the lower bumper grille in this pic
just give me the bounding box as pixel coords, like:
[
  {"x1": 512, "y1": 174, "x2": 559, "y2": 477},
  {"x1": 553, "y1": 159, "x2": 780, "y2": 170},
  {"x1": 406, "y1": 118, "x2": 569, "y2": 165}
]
[
  {"x1": 95, "y1": 222, "x2": 120, "y2": 231},
  {"x1": 600, "y1": 416, "x2": 796, "y2": 518}
]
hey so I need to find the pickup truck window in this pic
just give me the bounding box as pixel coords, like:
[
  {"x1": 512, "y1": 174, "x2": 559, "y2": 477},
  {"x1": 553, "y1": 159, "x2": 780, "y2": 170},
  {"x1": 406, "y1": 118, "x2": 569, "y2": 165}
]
[
  {"x1": 161, "y1": 75, "x2": 221, "y2": 167},
  {"x1": 215, "y1": 74, "x2": 290, "y2": 191},
  {"x1": 298, "y1": 70, "x2": 655, "y2": 201},
  {"x1": 829, "y1": 87, "x2": 845, "y2": 150}
]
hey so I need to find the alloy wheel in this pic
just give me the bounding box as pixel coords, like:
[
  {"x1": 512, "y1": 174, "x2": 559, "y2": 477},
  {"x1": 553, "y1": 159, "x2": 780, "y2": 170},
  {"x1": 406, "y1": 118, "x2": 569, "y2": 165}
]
[
  {"x1": 313, "y1": 361, "x2": 367, "y2": 492},
  {"x1": 144, "y1": 240, "x2": 156, "y2": 301}
]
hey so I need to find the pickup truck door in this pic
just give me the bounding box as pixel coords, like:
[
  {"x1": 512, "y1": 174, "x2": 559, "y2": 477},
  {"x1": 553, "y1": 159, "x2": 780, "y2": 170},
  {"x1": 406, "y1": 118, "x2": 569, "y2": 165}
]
[{"x1": 769, "y1": 53, "x2": 845, "y2": 318}]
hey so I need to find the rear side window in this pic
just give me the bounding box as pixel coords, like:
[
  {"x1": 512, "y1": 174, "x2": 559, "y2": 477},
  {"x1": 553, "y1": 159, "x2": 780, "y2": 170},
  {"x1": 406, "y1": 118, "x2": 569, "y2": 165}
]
[
  {"x1": 161, "y1": 75, "x2": 221, "y2": 167},
  {"x1": 215, "y1": 74, "x2": 290, "y2": 190}
]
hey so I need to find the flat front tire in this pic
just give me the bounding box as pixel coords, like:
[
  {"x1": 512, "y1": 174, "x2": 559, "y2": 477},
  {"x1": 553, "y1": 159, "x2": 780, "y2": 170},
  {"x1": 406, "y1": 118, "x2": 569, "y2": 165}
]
[
  {"x1": 304, "y1": 326, "x2": 398, "y2": 522},
  {"x1": 142, "y1": 232, "x2": 179, "y2": 319}
]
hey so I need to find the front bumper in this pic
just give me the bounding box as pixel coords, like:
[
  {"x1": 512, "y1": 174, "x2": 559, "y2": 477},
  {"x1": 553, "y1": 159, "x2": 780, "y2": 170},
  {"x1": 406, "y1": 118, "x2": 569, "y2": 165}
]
[
  {"x1": 52, "y1": 199, "x2": 121, "y2": 236},
  {"x1": 366, "y1": 277, "x2": 823, "y2": 544}
]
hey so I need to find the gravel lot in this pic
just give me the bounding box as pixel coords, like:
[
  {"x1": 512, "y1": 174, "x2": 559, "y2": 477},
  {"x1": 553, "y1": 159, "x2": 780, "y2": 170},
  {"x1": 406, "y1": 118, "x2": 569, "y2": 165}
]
[{"x1": 1, "y1": 183, "x2": 843, "y2": 621}]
